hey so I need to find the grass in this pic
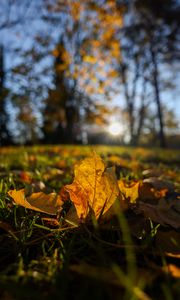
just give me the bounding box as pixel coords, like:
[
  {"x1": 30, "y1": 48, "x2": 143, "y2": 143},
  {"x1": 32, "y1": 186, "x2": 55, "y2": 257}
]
[{"x1": 0, "y1": 145, "x2": 179, "y2": 300}]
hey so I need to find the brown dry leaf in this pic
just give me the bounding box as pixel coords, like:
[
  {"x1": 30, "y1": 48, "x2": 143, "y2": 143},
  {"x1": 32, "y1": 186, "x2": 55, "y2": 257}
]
[
  {"x1": 65, "y1": 153, "x2": 120, "y2": 220},
  {"x1": 41, "y1": 217, "x2": 60, "y2": 227},
  {"x1": 142, "y1": 169, "x2": 162, "y2": 178},
  {"x1": 138, "y1": 182, "x2": 156, "y2": 201},
  {"x1": 118, "y1": 180, "x2": 140, "y2": 204},
  {"x1": 143, "y1": 177, "x2": 174, "y2": 191},
  {"x1": 138, "y1": 198, "x2": 180, "y2": 229},
  {"x1": 139, "y1": 182, "x2": 169, "y2": 202},
  {"x1": 8, "y1": 189, "x2": 63, "y2": 215},
  {"x1": 118, "y1": 179, "x2": 167, "y2": 206}
]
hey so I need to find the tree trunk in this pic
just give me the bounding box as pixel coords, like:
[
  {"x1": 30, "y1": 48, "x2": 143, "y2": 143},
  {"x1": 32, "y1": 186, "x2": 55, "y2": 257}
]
[
  {"x1": 134, "y1": 77, "x2": 147, "y2": 145},
  {"x1": 120, "y1": 63, "x2": 135, "y2": 145},
  {"x1": 0, "y1": 45, "x2": 11, "y2": 146},
  {"x1": 150, "y1": 45, "x2": 166, "y2": 148}
]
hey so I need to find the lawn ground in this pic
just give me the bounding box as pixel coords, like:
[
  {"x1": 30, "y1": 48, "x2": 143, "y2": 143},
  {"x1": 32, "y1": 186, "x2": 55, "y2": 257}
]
[{"x1": 0, "y1": 145, "x2": 179, "y2": 300}]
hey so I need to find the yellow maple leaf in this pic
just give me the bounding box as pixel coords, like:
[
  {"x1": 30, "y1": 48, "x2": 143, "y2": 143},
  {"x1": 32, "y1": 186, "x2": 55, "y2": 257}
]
[
  {"x1": 118, "y1": 180, "x2": 140, "y2": 204},
  {"x1": 65, "y1": 153, "x2": 120, "y2": 220},
  {"x1": 8, "y1": 189, "x2": 63, "y2": 215}
]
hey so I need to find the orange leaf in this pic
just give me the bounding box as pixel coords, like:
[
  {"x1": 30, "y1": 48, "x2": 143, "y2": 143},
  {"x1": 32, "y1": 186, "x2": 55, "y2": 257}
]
[
  {"x1": 8, "y1": 189, "x2": 63, "y2": 215},
  {"x1": 19, "y1": 171, "x2": 32, "y2": 183},
  {"x1": 65, "y1": 153, "x2": 120, "y2": 220},
  {"x1": 163, "y1": 264, "x2": 180, "y2": 278}
]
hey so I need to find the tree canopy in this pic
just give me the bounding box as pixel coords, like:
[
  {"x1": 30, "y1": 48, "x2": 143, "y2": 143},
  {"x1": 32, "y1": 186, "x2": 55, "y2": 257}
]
[{"x1": 0, "y1": 0, "x2": 179, "y2": 147}]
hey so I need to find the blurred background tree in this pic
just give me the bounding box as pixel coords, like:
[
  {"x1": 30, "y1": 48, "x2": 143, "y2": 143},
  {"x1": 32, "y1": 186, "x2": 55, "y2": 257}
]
[
  {"x1": 0, "y1": 0, "x2": 179, "y2": 147},
  {"x1": 0, "y1": 45, "x2": 12, "y2": 145}
]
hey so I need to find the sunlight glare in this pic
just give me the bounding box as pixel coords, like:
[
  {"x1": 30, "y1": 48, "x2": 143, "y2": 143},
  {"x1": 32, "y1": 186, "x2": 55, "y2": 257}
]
[{"x1": 108, "y1": 122, "x2": 122, "y2": 136}]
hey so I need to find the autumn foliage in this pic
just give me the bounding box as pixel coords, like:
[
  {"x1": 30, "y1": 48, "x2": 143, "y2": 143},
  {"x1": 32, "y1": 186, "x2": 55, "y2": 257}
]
[
  {"x1": 0, "y1": 145, "x2": 179, "y2": 300},
  {"x1": 8, "y1": 151, "x2": 180, "y2": 229}
]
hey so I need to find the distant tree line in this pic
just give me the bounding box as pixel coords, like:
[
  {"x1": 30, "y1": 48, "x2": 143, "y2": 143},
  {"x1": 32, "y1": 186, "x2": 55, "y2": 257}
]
[{"x1": 0, "y1": 0, "x2": 179, "y2": 147}]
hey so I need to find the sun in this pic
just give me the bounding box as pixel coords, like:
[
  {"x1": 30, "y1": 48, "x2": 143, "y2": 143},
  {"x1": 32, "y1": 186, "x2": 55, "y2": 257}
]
[{"x1": 108, "y1": 122, "x2": 122, "y2": 136}]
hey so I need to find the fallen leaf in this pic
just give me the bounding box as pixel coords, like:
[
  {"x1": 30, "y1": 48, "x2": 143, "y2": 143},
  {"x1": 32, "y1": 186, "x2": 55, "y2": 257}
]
[
  {"x1": 118, "y1": 179, "x2": 167, "y2": 206},
  {"x1": 143, "y1": 177, "x2": 174, "y2": 191},
  {"x1": 41, "y1": 217, "x2": 60, "y2": 227},
  {"x1": 139, "y1": 182, "x2": 168, "y2": 202},
  {"x1": 139, "y1": 182, "x2": 158, "y2": 202},
  {"x1": 65, "y1": 153, "x2": 120, "y2": 220},
  {"x1": 118, "y1": 180, "x2": 140, "y2": 204},
  {"x1": 163, "y1": 264, "x2": 180, "y2": 278},
  {"x1": 137, "y1": 197, "x2": 180, "y2": 229},
  {"x1": 142, "y1": 169, "x2": 161, "y2": 178},
  {"x1": 19, "y1": 171, "x2": 33, "y2": 183},
  {"x1": 8, "y1": 189, "x2": 63, "y2": 215}
]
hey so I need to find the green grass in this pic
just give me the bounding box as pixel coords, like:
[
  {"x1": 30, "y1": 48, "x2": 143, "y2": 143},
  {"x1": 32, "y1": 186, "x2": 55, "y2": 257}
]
[{"x1": 0, "y1": 145, "x2": 179, "y2": 300}]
